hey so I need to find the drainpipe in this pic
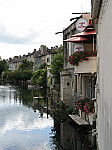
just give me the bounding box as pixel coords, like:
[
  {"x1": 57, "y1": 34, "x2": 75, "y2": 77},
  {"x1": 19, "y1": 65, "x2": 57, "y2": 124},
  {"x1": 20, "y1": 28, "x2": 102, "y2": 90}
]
[{"x1": 93, "y1": 35, "x2": 94, "y2": 51}]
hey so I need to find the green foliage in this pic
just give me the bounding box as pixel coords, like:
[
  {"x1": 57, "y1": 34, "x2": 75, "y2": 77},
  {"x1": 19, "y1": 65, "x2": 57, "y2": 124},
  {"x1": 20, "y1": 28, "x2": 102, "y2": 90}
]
[
  {"x1": 50, "y1": 49, "x2": 63, "y2": 83},
  {"x1": 10, "y1": 70, "x2": 22, "y2": 82},
  {"x1": 43, "y1": 45, "x2": 48, "y2": 49},
  {"x1": 32, "y1": 69, "x2": 47, "y2": 87},
  {"x1": 21, "y1": 70, "x2": 33, "y2": 81},
  {"x1": 2, "y1": 70, "x2": 12, "y2": 80},
  {"x1": 11, "y1": 59, "x2": 33, "y2": 81},
  {"x1": 8, "y1": 70, "x2": 33, "y2": 82},
  {"x1": 39, "y1": 63, "x2": 47, "y2": 69},
  {"x1": 0, "y1": 59, "x2": 8, "y2": 75},
  {"x1": 19, "y1": 59, "x2": 33, "y2": 71},
  {"x1": 3, "y1": 59, "x2": 33, "y2": 82}
]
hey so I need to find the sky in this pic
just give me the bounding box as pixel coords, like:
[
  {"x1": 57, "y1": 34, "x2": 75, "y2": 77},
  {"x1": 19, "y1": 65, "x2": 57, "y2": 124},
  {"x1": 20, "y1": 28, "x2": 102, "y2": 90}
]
[{"x1": 0, "y1": 0, "x2": 91, "y2": 59}]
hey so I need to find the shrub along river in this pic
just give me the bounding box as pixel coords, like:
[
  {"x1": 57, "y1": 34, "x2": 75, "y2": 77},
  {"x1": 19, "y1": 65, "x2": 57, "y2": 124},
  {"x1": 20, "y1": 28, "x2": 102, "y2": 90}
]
[{"x1": 0, "y1": 82, "x2": 96, "y2": 150}]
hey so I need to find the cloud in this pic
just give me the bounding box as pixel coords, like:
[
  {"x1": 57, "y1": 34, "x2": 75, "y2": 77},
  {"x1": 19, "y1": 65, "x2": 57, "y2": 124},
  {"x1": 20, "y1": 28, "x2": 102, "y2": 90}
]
[{"x1": 0, "y1": 24, "x2": 39, "y2": 44}]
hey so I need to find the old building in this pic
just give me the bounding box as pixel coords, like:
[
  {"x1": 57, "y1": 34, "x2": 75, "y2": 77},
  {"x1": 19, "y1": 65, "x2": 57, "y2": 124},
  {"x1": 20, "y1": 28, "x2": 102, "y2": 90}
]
[
  {"x1": 92, "y1": 0, "x2": 112, "y2": 150},
  {"x1": 34, "y1": 45, "x2": 63, "y2": 69},
  {"x1": 26, "y1": 49, "x2": 37, "y2": 71},
  {"x1": 8, "y1": 56, "x2": 23, "y2": 71},
  {"x1": 60, "y1": 13, "x2": 94, "y2": 106},
  {"x1": 8, "y1": 58, "x2": 13, "y2": 71}
]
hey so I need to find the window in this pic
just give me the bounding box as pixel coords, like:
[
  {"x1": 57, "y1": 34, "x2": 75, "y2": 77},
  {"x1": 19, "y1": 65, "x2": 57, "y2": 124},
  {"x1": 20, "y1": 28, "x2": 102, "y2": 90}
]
[
  {"x1": 85, "y1": 76, "x2": 95, "y2": 98},
  {"x1": 67, "y1": 34, "x2": 71, "y2": 59},
  {"x1": 67, "y1": 82, "x2": 69, "y2": 86},
  {"x1": 47, "y1": 58, "x2": 50, "y2": 63}
]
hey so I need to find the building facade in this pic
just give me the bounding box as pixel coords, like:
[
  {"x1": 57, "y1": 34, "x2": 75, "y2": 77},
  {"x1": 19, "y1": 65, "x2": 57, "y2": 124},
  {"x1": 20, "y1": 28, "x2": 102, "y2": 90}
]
[
  {"x1": 92, "y1": 0, "x2": 112, "y2": 149},
  {"x1": 60, "y1": 13, "x2": 96, "y2": 106}
]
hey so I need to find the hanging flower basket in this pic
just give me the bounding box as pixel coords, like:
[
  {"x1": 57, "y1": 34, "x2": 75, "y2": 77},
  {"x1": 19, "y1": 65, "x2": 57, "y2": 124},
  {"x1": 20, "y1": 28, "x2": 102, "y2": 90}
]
[
  {"x1": 69, "y1": 50, "x2": 97, "y2": 66},
  {"x1": 76, "y1": 97, "x2": 94, "y2": 114}
]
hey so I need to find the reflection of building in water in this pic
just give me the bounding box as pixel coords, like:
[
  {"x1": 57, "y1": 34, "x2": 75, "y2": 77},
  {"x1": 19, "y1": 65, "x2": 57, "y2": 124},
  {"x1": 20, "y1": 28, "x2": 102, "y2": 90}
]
[{"x1": 60, "y1": 118, "x2": 94, "y2": 150}]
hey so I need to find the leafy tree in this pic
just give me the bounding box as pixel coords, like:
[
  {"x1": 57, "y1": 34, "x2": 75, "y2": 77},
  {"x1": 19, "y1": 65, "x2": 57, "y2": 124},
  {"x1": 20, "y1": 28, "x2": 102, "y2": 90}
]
[
  {"x1": 19, "y1": 59, "x2": 33, "y2": 71},
  {"x1": 39, "y1": 63, "x2": 47, "y2": 69},
  {"x1": 32, "y1": 69, "x2": 47, "y2": 87},
  {"x1": 0, "y1": 59, "x2": 8, "y2": 75},
  {"x1": 3, "y1": 59, "x2": 33, "y2": 82},
  {"x1": 43, "y1": 45, "x2": 48, "y2": 49},
  {"x1": 21, "y1": 70, "x2": 33, "y2": 81},
  {"x1": 50, "y1": 49, "x2": 63, "y2": 84},
  {"x1": 2, "y1": 70, "x2": 12, "y2": 80},
  {"x1": 9, "y1": 70, "x2": 22, "y2": 82},
  {"x1": 10, "y1": 59, "x2": 33, "y2": 82}
]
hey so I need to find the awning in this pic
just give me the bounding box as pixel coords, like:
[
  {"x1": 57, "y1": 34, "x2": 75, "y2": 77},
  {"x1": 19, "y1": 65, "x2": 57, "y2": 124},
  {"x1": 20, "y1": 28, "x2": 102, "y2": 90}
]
[
  {"x1": 64, "y1": 37, "x2": 88, "y2": 42},
  {"x1": 72, "y1": 30, "x2": 96, "y2": 37}
]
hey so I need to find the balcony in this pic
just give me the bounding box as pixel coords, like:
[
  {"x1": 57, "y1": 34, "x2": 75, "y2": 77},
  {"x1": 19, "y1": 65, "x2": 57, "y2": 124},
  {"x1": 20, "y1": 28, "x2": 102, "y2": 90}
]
[{"x1": 74, "y1": 56, "x2": 97, "y2": 74}]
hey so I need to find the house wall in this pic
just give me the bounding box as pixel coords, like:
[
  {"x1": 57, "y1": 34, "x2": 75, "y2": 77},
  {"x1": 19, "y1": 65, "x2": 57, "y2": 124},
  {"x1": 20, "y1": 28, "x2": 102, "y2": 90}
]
[
  {"x1": 61, "y1": 14, "x2": 92, "y2": 104},
  {"x1": 74, "y1": 56, "x2": 97, "y2": 74},
  {"x1": 8, "y1": 61, "x2": 13, "y2": 71},
  {"x1": 84, "y1": 43, "x2": 96, "y2": 51},
  {"x1": 60, "y1": 70, "x2": 74, "y2": 106},
  {"x1": 13, "y1": 62, "x2": 18, "y2": 71},
  {"x1": 41, "y1": 55, "x2": 45, "y2": 64},
  {"x1": 27, "y1": 55, "x2": 34, "y2": 63},
  {"x1": 93, "y1": 0, "x2": 112, "y2": 149},
  {"x1": 45, "y1": 54, "x2": 51, "y2": 66},
  {"x1": 37, "y1": 57, "x2": 41, "y2": 69}
]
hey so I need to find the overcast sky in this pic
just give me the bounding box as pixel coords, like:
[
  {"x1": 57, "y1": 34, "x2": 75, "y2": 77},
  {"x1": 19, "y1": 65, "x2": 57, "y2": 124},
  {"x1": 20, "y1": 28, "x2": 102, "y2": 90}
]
[{"x1": 0, "y1": 0, "x2": 91, "y2": 59}]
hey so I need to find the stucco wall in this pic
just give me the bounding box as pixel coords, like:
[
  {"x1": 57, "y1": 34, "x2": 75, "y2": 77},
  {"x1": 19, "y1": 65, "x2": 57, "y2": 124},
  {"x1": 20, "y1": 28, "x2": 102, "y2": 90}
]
[
  {"x1": 60, "y1": 70, "x2": 74, "y2": 105},
  {"x1": 97, "y1": 0, "x2": 112, "y2": 149},
  {"x1": 75, "y1": 56, "x2": 97, "y2": 74}
]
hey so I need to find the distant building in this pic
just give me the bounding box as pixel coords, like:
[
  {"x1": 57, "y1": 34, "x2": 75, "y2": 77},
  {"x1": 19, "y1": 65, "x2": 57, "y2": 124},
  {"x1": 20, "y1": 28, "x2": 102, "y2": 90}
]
[
  {"x1": 8, "y1": 58, "x2": 13, "y2": 71},
  {"x1": 8, "y1": 56, "x2": 23, "y2": 71}
]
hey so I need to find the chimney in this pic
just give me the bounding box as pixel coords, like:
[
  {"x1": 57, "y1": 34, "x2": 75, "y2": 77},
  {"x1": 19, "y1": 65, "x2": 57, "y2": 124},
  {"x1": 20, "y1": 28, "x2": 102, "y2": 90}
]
[
  {"x1": 34, "y1": 49, "x2": 36, "y2": 52},
  {"x1": 55, "y1": 46, "x2": 58, "y2": 49},
  {"x1": 40, "y1": 45, "x2": 44, "y2": 54}
]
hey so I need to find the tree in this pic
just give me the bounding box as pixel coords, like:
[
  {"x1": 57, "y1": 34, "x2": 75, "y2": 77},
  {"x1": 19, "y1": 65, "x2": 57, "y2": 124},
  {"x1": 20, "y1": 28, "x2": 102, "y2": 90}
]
[
  {"x1": 0, "y1": 59, "x2": 8, "y2": 75},
  {"x1": 9, "y1": 70, "x2": 22, "y2": 82},
  {"x1": 21, "y1": 70, "x2": 33, "y2": 81},
  {"x1": 39, "y1": 63, "x2": 47, "y2": 69},
  {"x1": 2, "y1": 70, "x2": 12, "y2": 80},
  {"x1": 50, "y1": 49, "x2": 63, "y2": 84},
  {"x1": 32, "y1": 69, "x2": 47, "y2": 87},
  {"x1": 3, "y1": 59, "x2": 33, "y2": 82},
  {"x1": 19, "y1": 59, "x2": 33, "y2": 71}
]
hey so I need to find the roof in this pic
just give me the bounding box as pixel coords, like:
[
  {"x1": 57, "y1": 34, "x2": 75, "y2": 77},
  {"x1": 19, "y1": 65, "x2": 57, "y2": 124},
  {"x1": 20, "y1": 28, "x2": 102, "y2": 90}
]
[
  {"x1": 64, "y1": 37, "x2": 88, "y2": 42},
  {"x1": 72, "y1": 30, "x2": 96, "y2": 37}
]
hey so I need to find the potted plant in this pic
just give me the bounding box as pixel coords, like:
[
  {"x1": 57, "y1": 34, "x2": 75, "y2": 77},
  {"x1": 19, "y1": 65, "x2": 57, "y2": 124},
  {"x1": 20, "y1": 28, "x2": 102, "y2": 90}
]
[
  {"x1": 76, "y1": 97, "x2": 94, "y2": 115},
  {"x1": 69, "y1": 50, "x2": 97, "y2": 66}
]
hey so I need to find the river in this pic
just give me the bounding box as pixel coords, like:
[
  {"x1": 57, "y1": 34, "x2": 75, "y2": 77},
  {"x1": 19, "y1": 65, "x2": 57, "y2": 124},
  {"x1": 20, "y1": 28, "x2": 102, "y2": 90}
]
[{"x1": 0, "y1": 83, "x2": 96, "y2": 150}]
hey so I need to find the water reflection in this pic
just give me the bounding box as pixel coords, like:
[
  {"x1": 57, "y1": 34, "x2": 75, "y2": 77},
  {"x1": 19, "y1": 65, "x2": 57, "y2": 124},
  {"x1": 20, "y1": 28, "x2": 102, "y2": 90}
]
[
  {"x1": 0, "y1": 84, "x2": 53, "y2": 150},
  {"x1": 0, "y1": 83, "x2": 96, "y2": 150},
  {"x1": 50, "y1": 102, "x2": 96, "y2": 150},
  {"x1": 60, "y1": 118, "x2": 93, "y2": 150}
]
